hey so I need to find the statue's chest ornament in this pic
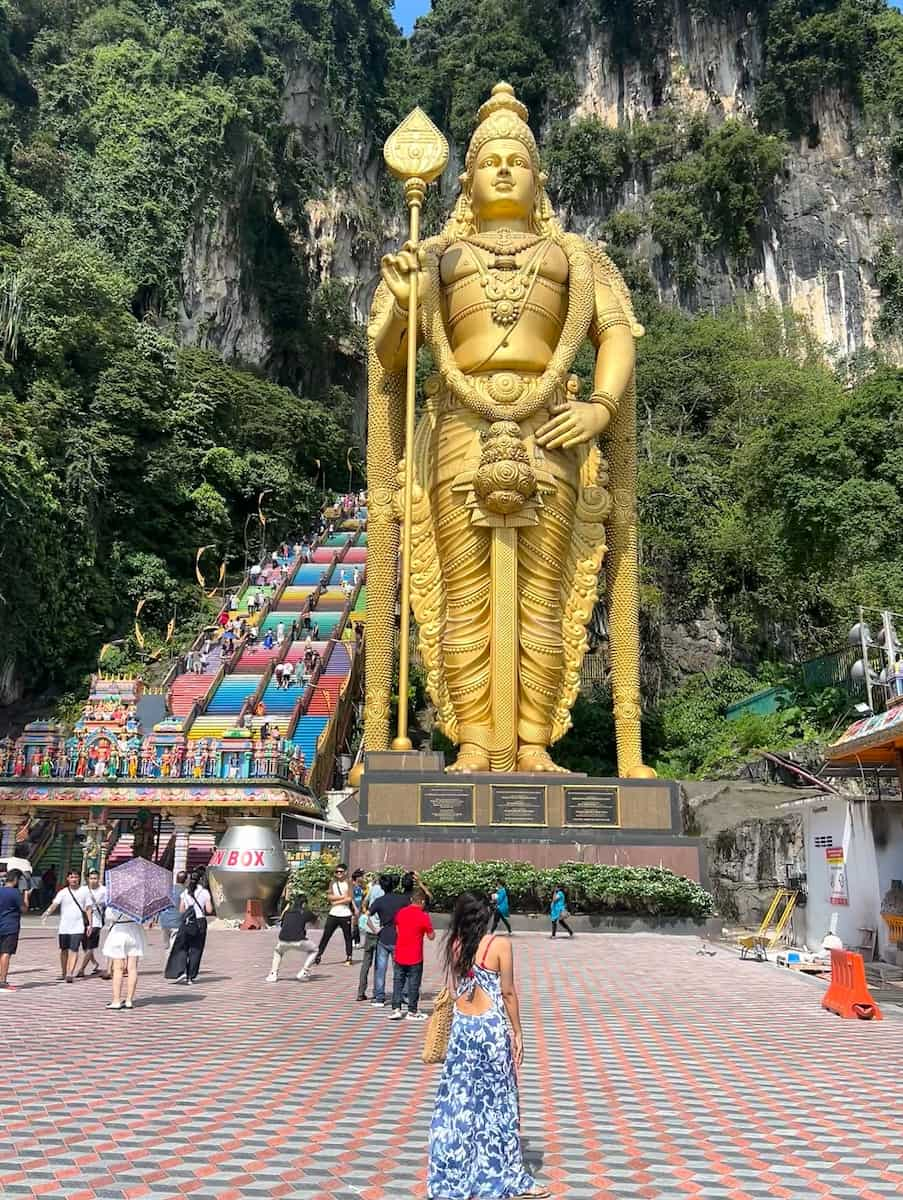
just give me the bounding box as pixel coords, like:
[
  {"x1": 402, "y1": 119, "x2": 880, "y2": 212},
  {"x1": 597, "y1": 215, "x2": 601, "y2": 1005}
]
[{"x1": 463, "y1": 235, "x2": 549, "y2": 327}]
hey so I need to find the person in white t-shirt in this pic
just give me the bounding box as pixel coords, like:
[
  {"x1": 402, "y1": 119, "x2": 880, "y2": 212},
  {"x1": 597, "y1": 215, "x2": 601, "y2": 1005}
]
[
  {"x1": 43, "y1": 870, "x2": 93, "y2": 983},
  {"x1": 168, "y1": 871, "x2": 213, "y2": 984},
  {"x1": 75, "y1": 869, "x2": 108, "y2": 979},
  {"x1": 302, "y1": 863, "x2": 354, "y2": 976}
]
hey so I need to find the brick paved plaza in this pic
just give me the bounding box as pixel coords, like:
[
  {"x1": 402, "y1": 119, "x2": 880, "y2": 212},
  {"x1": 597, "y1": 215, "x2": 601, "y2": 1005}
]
[{"x1": 2, "y1": 925, "x2": 903, "y2": 1200}]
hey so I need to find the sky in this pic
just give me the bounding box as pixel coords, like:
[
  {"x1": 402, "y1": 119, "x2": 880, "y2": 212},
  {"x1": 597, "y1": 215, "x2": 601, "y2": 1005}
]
[{"x1": 392, "y1": 0, "x2": 430, "y2": 34}]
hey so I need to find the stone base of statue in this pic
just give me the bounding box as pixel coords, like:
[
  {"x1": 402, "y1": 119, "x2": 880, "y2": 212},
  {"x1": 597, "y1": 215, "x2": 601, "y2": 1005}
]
[{"x1": 347, "y1": 751, "x2": 705, "y2": 883}]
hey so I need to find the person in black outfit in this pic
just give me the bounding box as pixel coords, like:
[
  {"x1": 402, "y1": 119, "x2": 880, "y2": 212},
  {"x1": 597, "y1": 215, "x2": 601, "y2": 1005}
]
[
  {"x1": 166, "y1": 869, "x2": 213, "y2": 983},
  {"x1": 267, "y1": 894, "x2": 319, "y2": 981},
  {"x1": 368, "y1": 875, "x2": 408, "y2": 1006}
]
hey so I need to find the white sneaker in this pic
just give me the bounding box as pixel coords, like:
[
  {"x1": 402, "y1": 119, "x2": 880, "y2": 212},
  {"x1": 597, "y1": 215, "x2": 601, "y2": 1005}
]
[
  {"x1": 370, "y1": 999, "x2": 385, "y2": 1007},
  {"x1": 266, "y1": 972, "x2": 278, "y2": 982},
  {"x1": 406, "y1": 1011, "x2": 428, "y2": 1022},
  {"x1": 388, "y1": 1009, "x2": 404, "y2": 1020},
  {"x1": 297, "y1": 969, "x2": 311, "y2": 981}
]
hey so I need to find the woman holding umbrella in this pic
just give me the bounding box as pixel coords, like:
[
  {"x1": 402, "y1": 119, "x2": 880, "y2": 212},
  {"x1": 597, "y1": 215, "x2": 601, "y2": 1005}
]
[
  {"x1": 104, "y1": 905, "x2": 146, "y2": 1010},
  {"x1": 104, "y1": 856, "x2": 177, "y2": 1009}
]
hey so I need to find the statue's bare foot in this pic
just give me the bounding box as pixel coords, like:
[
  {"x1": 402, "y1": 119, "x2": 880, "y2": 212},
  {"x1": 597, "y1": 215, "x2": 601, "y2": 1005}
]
[
  {"x1": 516, "y1": 745, "x2": 568, "y2": 773},
  {"x1": 624, "y1": 763, "x2": 657, "y2": 779},
  {"x1": 446, "y1": 744, "x2": 490, "y2": 773}
]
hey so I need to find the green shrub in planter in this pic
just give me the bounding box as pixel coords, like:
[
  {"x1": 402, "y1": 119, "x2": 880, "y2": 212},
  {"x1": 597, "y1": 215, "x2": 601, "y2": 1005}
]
[
  {"x1": 418, "y1": 860, "x2": 537, "y2": 910},
  {"x1": 411, "y1": 860, "x2": 714, "y2": 920},
  {"x1": 285, "y1": 854, "x2": 339, "y2": 914}
]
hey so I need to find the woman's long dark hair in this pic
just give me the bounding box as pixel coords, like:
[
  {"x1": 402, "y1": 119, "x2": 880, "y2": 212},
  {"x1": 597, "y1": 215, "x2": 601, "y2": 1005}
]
[{"x1": 443, "y1": 891, "x2": 492, "y2": 981}]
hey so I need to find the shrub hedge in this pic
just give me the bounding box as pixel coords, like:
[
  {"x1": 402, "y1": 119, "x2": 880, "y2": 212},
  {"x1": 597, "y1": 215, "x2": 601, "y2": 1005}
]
[{"x1": 285, "y1": 857, "x2": 715, "y2": 921}]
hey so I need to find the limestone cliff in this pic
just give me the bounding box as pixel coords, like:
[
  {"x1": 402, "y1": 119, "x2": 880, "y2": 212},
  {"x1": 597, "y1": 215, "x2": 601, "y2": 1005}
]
[
  {"x1": 179, "y1": 1, "x2": 902, "y2": 375},
  {"x1": 564, "y1": 0, "x2": 903, "y2": 357}
]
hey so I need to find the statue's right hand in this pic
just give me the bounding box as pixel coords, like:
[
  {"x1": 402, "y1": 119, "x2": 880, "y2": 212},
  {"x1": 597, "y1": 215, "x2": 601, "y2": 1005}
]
[{"x1": 381, "y1": 244, "x2": 425, "y2": 312}]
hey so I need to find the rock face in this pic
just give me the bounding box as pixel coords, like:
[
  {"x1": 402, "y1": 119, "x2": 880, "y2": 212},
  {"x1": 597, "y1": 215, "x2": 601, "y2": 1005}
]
[
  {"x1": 684, "y1": 780, "x2": 806, "y2": 924},
  {"x1": 565, "y1": 0, "x2": 903, "y2": 357},
  {"x1": 179, "y1": 1, "x2": 902, "y2": 376},
  {"x1": 180, "y1": 203, "x2": 271, "y2": 365}
]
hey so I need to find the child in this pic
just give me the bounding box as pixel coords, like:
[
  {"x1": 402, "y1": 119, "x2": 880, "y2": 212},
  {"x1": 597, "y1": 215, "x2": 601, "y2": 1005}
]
[
  {"x1": 266, "y1": 894, "x2": 319, "y2": 982},
  {"x1": 389, "y1": 887, "x2": 434, "y2": 1022}
]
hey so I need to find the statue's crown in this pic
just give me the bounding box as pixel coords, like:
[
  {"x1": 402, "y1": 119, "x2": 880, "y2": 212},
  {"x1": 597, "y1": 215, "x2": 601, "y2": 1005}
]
[{"x1": 465, "y1": 82, "x2": 540, "y2": 177}]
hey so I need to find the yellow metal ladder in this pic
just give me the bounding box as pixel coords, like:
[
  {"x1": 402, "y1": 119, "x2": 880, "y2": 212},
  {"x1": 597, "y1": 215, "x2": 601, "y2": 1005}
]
[{"x1": 739, "y1": 889, "x2": 798, "y2": 960}]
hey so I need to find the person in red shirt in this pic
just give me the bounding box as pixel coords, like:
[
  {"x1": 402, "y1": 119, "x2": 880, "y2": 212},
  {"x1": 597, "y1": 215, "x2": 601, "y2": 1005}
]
[{"x1": 389, "y1": 888, "x2": 434, "y2": 1022}]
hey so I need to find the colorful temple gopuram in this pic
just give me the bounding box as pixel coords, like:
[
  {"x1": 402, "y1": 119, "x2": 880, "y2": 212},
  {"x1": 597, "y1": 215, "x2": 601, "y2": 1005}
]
[{"x1": 0, "y1": 507, "x2": 367, "y2": 881}]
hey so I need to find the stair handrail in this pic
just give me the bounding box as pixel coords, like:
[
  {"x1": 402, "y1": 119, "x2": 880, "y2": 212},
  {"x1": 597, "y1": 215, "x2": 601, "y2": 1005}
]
[
  {"x1": 246, "y1": 659, "x2": 278, "y2": 718},
  {"x1": 308, "y1": 637, "x2": 364, "y2": 796},
  {"x1": 197, "y1": 663, "x2": 227, "y2": 716}
]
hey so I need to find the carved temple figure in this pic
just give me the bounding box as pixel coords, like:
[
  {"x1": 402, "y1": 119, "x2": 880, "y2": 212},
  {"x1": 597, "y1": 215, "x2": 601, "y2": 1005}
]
[{"x1": 365, "y1": 83, "x2": 654, "y2": 776}]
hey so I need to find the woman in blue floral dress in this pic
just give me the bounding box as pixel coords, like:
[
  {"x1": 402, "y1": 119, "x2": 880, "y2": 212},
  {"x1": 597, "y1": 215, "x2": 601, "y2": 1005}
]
[{"x1": 428, "y1": 892, "x2": 550, "y2": 1200}]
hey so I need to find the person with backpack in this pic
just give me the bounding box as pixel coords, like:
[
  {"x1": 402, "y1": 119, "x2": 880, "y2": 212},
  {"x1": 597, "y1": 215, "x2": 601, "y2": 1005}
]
[
  {"x1": 356, "y1": 873, "x2": 385, "y2": 1002},
  {"x1": 266, "y1": 894, "x2": 319, "y2": 982},
  {"x1": 165, "y1": 870, "x2": 213, "y2": 984},
  {"x1": 350, "y1": 868, "x2": 366, "y2": 946}
]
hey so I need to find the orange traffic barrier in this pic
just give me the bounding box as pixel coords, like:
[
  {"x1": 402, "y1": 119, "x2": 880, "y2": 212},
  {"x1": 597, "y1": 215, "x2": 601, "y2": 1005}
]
[
  {"x1": 821, "y1": 949, "x2": 882, "y2": 1020},
  {"x1": 240, "y1": 899, "x2": 266, "y2": 931}
]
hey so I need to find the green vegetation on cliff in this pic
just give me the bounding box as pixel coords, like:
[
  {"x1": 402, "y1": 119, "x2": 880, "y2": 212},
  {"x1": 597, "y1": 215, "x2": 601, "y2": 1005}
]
[{"x1": 0, "y1": 0, "x2": 901, "y2": 729}]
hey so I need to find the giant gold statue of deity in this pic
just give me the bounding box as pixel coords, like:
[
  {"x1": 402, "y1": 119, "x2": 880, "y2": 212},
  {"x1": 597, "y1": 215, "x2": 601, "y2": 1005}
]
[{"x1": 364, "y1": 83, "x2": 654, "y2": 778}]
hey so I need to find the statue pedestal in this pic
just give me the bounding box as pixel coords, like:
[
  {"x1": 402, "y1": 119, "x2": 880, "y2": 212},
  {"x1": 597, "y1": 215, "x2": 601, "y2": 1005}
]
[{"x1": 348, "y1": 751, "x2": 705, "y2": 883}]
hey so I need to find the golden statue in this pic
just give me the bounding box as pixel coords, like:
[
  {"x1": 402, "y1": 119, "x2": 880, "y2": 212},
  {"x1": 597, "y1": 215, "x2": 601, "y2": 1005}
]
[{"x1": 364, "y1": 83, "x2": 654, "y2": 778}]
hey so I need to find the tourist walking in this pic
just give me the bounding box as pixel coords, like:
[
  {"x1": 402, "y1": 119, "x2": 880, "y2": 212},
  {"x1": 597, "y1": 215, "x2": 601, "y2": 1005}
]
[
  {"x1": 303, "y1": 863, "x2": 354, "y2": 971},
  {"x1": 267, "y1": 894, "x2": 318, "y2": 981},
  {"x1": 427, "y1": 892, "x2": 548, "y2": 1200},
  {"x1": 367, "y1": 874, "x2": 408, "y2": 1007},
  {"x1": 550, "y1": 885, "x2": 574, "y2": 938},
  {"x1": 43, "y1": 869, "x2": 92, "y2": 983},
  {"x1": 103, "y1": 904, "x2": 146, "y2": 1010},
  {"x1": 158, "y1": 871, "x2": 187, "y2": 961},
  {"x1": 76, "y1": 869, "x2": 108, "y2": 978},
  {"x1": 356, "y1": 873, "x2": 384, "y2": 1001},
  {"x1": 351, "y1": 868, "x2": 365, "y2": 946},
  {"x1": 0, "y1": 868, "x2": 29, "y2": 991},
  {"x1": 389, "y1": 887, "x2": 434, "y2": 1022},
  {"x1": 166, "y1": 870, "x2": 213, "y2": 983},
  {"x1": 490, "y1": 878, "x2": 512, "y2": 935}
]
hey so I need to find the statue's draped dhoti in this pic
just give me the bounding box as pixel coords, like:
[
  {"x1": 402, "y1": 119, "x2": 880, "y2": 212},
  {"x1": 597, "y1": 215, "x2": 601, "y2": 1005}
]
[{"x1": 409, "y1": 381, "x2": 610, "y2": 770}]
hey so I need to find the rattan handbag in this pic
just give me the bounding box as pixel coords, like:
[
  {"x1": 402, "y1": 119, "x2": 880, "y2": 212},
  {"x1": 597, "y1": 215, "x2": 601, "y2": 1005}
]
[{"x1": 422, "y1": 985, "x2": 454, "y2": 1064}]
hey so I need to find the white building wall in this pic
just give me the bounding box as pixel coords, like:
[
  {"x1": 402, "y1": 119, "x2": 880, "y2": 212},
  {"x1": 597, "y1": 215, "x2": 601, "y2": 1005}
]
[
  {"x1": 871, "y1": 799, "x2": 903, "y2": 961},
  {"x1": 803, "y1": 796, "x2": 883, "y2": 956}
]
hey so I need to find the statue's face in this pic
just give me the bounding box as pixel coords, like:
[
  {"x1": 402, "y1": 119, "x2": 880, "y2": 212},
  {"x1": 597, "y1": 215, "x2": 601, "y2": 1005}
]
[{"x1": 469, "y1": 137, "x2": 537, "y2": 224}]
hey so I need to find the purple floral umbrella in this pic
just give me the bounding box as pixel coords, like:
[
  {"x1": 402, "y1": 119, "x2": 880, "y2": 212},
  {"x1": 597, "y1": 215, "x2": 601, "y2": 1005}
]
[{"x1": 105, "y1": 857, "x2": 173, "y2": 923}]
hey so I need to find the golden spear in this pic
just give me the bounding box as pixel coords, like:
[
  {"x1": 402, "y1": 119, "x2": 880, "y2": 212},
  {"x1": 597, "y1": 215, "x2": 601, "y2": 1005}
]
[{"x1": 382, "y1": 108, "x2": 448, "y2": 750}]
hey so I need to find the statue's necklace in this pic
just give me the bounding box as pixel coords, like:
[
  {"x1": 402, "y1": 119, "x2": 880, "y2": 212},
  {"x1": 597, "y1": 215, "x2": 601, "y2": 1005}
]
[
  {"x1": 465, "y1": 228, "x2": 544, "y2": 256},
  {"x1": 463, "y1": 238, "x2": 550, "y2": 326}
]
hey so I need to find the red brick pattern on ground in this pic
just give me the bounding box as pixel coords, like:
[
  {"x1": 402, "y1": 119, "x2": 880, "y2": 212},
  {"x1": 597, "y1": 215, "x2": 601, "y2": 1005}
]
[{"x1": 2, "y1": 926, "x2": 902, "y2": 1199}]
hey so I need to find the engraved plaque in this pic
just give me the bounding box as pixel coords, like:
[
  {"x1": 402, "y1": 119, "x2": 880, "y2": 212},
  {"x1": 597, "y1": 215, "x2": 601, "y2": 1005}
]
[
  {"x1": 418, "y1": 783, "x2": 475, "y2": 826},
  {"x1": 564, "y1": 785, "x2": 620, "y2": 828},
  {"x1": 490, "y1": 783, "x2": 547, "y2": 826}
]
